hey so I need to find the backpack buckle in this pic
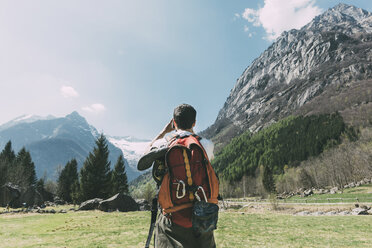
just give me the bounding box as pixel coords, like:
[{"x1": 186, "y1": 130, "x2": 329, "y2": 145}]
[
  {"x1": 174, "y1": 180, "x2": 186, "y2": 199},
  {"x1": 195, "y1": 186, "x2": 208, "y2": 202}
]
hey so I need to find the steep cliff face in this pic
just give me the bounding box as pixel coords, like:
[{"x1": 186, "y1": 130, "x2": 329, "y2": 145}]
[{"x1": 203, "y1": 4, "x2": 372, "y2": 151}]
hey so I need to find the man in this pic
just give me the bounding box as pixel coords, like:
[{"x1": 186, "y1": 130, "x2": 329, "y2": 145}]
[{"x1": 144, "y1": 104, "x2": 216, "y2": 248}]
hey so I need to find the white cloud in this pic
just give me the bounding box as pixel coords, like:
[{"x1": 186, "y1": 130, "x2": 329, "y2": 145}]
[
  {"x1": 242, "y1": 8, "x2": 258, "y2": 23},
  {"x1": 233, "y1": 13, "x2": 241, "y2": 21},
  {"x1": 244, "y1": 25, "x2": 249, "y2": 32},
  {"x1": 82, "y1": 103, "x2": 106, "y2": 113},
  {"x1": 242, "y1": 0, "x2": 322, "y2": 40},
  {"x1": 60, "y1": 85, "x2": 79, "y2": 98}
]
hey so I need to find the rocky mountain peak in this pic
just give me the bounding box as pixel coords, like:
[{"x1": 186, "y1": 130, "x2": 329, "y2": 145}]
[
  {"x1": 331, "y1": 3, "x2": 370, "y2": 19},
  {"x1": 65, "y1": 111, "x2": 87, "y2": 123},
  {"x1": 202, "y1": 4, "x2": 372, "y2": 152},
  {"x1": 303, "y1": 3, "x2": 372, "y2": 34}
]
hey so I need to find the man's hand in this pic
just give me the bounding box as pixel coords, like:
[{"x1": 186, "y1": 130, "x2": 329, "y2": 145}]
[
  {"x1": 161, "y1": 119, "x2": 175, "y2": 135},
  {"x1": 148, "y1": 119, "x2": 175, "y2": 149}
]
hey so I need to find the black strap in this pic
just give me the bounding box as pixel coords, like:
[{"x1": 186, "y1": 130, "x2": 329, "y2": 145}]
[
  {"x1": 169, "y1": 133, "x2": 201, "y2": 143},
  {"x1": 191, "y1": 134, "x2": 202, "y2": 141},
  {"x1": 145, "y1": 196, "x2": 158, "y2": 248}
]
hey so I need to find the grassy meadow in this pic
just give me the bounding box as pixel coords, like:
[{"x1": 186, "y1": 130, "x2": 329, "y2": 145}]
[
  {"x1": 1, "y1": 209, "x2": 372, "y2": 248},
  {"x1": 285, "y1": 184, "x2": 372, "y2": 203}
]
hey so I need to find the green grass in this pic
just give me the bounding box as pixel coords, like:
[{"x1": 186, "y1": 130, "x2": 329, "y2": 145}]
[
  {"x1": 1, "y1": 210, "x2": 372, "y2": 247},
  {"x1": 285, "y1": 184, "x2": 372, "y2": 203}
]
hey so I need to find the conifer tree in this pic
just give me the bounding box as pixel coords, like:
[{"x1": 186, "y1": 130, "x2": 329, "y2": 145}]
[
  {"x1": 0, "y1": 159, "x2": 7, "y2": 186},
  {"x1": 57, "y1": 159, "x2": 79, "y2": 203},
  {"x1": 0, "y1": 140, "x2": 16, "y2": 163},
  {"x1": 36, "y1": 178, "x2": 45, "y2": 193},
  {"x1": 15, "y1": 148, "x2": 37, "y2": 187},
  {"x1": 262, "y1": 165, "x2": 276, "y2": 193},
  {"x1": 0, "y1": 141, "x2": 16, "y2": 185},
  {"x1": 111, "y1": 154, "x2": 128, "y2": 195},
  {"x1": 80, "y1": 134, "x2": 112, "y2": 201}
]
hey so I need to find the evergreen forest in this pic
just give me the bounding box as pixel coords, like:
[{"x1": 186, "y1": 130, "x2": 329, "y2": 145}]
[{"x1": 212, "y1": 113, "x2": 357, "y2": 192}]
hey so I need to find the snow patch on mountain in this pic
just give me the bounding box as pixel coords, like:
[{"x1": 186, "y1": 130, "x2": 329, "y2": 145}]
[
  {"x1": 0, "y1": 114, "x2": 56, "y2": 131},
  {"x1": 108, "y1": 136, "x2": 150, "y2": 171}
]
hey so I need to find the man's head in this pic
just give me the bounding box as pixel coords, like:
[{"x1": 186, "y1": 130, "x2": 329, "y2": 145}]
[{"x1": 173, "y1": 104, "x2": 196, "y2": 130}]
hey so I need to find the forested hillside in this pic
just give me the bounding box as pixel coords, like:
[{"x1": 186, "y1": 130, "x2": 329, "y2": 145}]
[{"x1": 212, "y1": 113, "x2": 359, "y2": 193}]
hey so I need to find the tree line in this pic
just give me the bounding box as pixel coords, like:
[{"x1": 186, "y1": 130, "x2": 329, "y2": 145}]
[
  {"x1": 212, "y1": 113, "x2": 358, "y2": 193},
  {"x1": 58, "y1": 134, "x2": 129, "y2": 204},
  {"x1": 0, "y1": 141, "x2": 37, "y2": 189},
  {"x1": 0, "y1": 134, "x2": 129, "y2": 204}
]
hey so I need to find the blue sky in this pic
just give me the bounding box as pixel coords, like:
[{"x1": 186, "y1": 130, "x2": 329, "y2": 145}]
[{"x1": 0, "y1": 0, "x2": 371, "y2": 139}]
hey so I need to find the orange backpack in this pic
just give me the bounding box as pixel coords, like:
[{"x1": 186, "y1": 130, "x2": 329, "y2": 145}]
[{"x1": 158, "y1": 134, "x2": 219, "y2": 219}]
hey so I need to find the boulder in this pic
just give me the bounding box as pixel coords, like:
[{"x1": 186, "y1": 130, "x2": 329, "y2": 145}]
[
  {"x1": 53, "y1": 196, "x2": 65, "y2": 205},
  {"x1": 330, "y1": 187, "x2": 339, "y2": 194},
  {"x1": 316, "y1": 189, "x2": 326, "y2": 194},
  {"x1": 352, "y1": 207, "x2": 369, "y2": 215},
  {"x1": 296, "y1": 211, "x2": 311, "y2": 216},
  {"x1": 339, "y1": 211, "x2": 351, "y2": 216},
  {"x1": 98, "y1": 193, "x2": 139, "y2": 212},
  {"x1": 302, "y1": 189, "x2": 313, "y2": 197},
  {"x1": 312, "y1": 211, "x2": 325, "y2": 216},
  {"x1": 0, "y1": 183, "x2": 21, "y2": 207},
  {"x1": 18, "y1": 186, "x2": 44, "y2": 207},
  {"x1": 38, "y1": 188, "x2": 54, "y2": 202},
  {"x1": 78, "y1": 198, "x2": 103, "y2": 211},
  {"x1": 359, "y1": 205, "x2": 370, "y2": 210},
  {"x1": 44, "y1": 201, "x2": 56, "y2": 207},
  {"x1": 136, "y1": 199, "x2": 151, "y2": 211},
  {"x1": 325, "y1": 211, "x2": 338, "y2": 216}
]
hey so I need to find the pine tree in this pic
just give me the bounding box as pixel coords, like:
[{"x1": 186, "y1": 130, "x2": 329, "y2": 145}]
[
  {"x1": 262, "y1": 165, "x2": 276, "y2": 193},
  {"x1": 0, "y1": 140, "x2": 16, "y2": 163},
  {"x1": 57, "y1": 159, "x2": 79, "y2": 203},
  {"x1": 0, "y1": 159, "x2": 7, "y2": 186},
  {"x1": 111, "y1": 155, "x2": 129, "y2": 195},
  {"x1": 36, "y1": 178, "x2": 45, "y2": 193},
  {"x1": 0, "y1": 141, "x2": 16, "y2": 185},
  {"x1": 80, "y1": 134, "x2": 112, "y2": 201},
  {"x1": 14, "y1": 148, "x2": 37, "y2": 187}
]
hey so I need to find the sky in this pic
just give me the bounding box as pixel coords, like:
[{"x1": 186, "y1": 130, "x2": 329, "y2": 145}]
[{"x1": 0, "y1": 0, "x2": 371, "y2": 139}]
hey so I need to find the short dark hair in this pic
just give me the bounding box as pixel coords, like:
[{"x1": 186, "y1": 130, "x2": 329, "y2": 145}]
[{"x1": 173, "y1": 104, "x2": 196, "y2": 130}]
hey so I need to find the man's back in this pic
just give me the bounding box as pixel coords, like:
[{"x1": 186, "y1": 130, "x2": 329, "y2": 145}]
[{"x1": 139, "y1": 104, "x2": 218, "y2": 248}]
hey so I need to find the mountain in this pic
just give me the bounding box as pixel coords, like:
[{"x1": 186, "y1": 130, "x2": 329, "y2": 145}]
[
  {"x1": 0, "y1": 112, "x2": 141, "y2": 181},
  {"x1": 0, "y1": 114, "x2": 56, "y2": 132},
  {"x1": 107, "y1": 136, "x2": 150, "y2": 173},
  {"x1": 202, "y1": 3, "x2": 372, "y2": 151}
]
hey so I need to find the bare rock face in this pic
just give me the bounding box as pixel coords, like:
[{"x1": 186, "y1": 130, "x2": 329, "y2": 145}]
[
  {"x1": 0, "y1": 183, "x2": 21, "y2": 207},
  {"x1": 352, "y1": 207, "x2": 369, "y2": 215},
  {"x1": 78, "y1": 198, "x2": 103, "y2": 211},
  {"x1": 98, "y1": 193, "x2": 139, "y2": 212},
  {"x1": 202, "y1": 4, "x2": 372, "y2": 149}
]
